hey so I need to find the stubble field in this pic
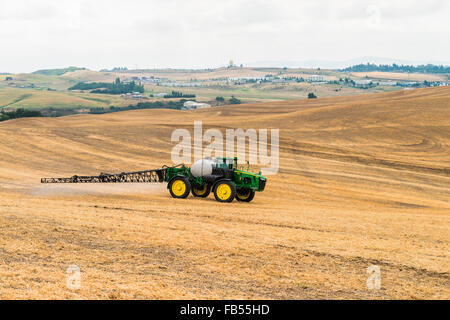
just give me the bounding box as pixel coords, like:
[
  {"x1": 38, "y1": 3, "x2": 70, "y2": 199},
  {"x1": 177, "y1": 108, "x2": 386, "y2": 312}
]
[{"x1": 0, "y1": 87, "x2": 449, "y2": 299}]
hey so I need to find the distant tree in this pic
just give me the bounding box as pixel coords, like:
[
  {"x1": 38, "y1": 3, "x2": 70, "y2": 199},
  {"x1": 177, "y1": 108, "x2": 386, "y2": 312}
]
[
  {"x1": 162, "y1": 91, "x2": 195, "y2": 98},
  {"x1": 70, "y1": 78, "x2": 144, "y2": 94},
  {"x1": 308, "y1": 93, "x2": 317, "y2": 99},
  {"x1": 5, "y1": 76, "x2": 12, "y2": 81},
  {"x1": 229, "y1": 96, "x2": 241, "y2": 104},
  {"x1": 0, "y1": 108, "x2": 42, "y2": 122},
  {"x1": 340, "y1": 63, "x2": 450, "y2": 74},
  {"x1": 216, "y1": 96, "x2": 225, "y2": 102}
]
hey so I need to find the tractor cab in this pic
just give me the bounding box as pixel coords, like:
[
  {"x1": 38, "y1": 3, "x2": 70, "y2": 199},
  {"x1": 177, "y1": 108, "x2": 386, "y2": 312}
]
[{"x1": 215, "y1": 157, "x2": 238, "y2": 170}]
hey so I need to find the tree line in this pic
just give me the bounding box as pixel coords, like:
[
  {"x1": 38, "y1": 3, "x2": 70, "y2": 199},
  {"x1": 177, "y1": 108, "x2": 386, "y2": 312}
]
[
  {"x1": 341, "y1": 63, "x2": 450, "y2": 74},
  {"x1": 0, "y1": 109, "x2": 43, "y2": 122},
  {"x1": 69, "y1": 78, "x2": 144, "y2": 94},
  {"x1": 215, "y1": 96, "x2": 241, "y2": 104},
  {"x1": 150, "y1": 91, "x2": 196, "y2": 98},
  {"x1": 89, "y1": 100, "x2": 187, "y2": 114}
]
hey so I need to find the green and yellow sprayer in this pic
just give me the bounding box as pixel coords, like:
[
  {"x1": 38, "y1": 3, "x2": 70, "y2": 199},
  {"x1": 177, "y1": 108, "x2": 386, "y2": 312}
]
[{"x1": 41, "y1": 157, "x2": 267, "y2": 203}]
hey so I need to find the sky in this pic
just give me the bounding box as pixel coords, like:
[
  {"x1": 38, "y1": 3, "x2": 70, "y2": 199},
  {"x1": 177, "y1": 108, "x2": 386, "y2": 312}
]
[{"x1": 0, "y1": 0, "x2": 449, "y2": 73}]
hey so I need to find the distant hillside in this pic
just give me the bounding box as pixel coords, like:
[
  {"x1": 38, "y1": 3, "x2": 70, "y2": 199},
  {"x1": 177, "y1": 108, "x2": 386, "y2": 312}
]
[
  {"x1": 0, "y1": 87, "x2": 126, "y2": 110},
  {"x1": 341, "y1": 63, "x2": 450, "y2": 74},
  {"x1": 33, "y1": 67, "x2": 86, "y2": 76}
]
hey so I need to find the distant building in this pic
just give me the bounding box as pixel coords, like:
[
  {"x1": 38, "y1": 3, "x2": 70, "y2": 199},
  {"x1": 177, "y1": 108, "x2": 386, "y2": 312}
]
[
  {"x1": 75, "y1": 108, "x2": 91, "y2": 114},
  {"x1": 120, "y1": 92, "x2": 142, "y2": 99},
  {"x1": 307, "y1": 75, "x2": 327, "y2": 82},
  {"x1": 154, "y1": 93, "x2": 168, "y2": 97},
  {"x1": 377, "y1": 81, "x2": 396, "y2": 86},
  {"x1": 354, "y1": 80, "x2": 372, "y2": 88},
  {"x1": 183, "y1": 101, "x2": 211, "y2": 110}
]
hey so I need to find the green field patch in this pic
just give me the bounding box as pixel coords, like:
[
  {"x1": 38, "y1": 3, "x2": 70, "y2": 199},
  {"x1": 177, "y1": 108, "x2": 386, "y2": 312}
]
[
  {"x1": 1, "y1": 93, "x2": 32, "y2": 108},
  {"x1": 80, "y1": 96, "x2": 111, "y2": 104}
]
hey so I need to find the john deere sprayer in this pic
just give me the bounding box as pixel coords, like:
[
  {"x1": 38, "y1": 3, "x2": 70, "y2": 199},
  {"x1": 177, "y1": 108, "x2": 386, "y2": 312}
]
[{"x1": 41, "y1": 157, "x2": 267, "y2": 203}]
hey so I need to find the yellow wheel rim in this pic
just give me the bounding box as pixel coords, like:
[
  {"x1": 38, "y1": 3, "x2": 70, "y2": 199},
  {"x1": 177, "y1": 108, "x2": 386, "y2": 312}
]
[
  {"x1": 172, "y1": 180, "x2": 186, "y2": 197},
  {"x1": 237, "y1": 190, "x2": 251, "y2": 200},
  {"x1": 216, "y1": 184, "x2": 232, "y2": 200},
  {"x1": 194, "y1": 184, "x2": 207, "y2": 195}
]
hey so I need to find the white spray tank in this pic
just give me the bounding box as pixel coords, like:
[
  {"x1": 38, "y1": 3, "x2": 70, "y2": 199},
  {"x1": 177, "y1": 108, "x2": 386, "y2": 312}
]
[{"x1": 190, "y1": 157, "x2": 217, "y2": 177}]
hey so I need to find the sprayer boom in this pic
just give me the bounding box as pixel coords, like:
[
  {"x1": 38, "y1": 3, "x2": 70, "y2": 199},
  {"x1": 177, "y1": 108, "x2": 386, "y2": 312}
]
[{"x1": 41, "y1": 168, "x2": 166, "y2": 184}]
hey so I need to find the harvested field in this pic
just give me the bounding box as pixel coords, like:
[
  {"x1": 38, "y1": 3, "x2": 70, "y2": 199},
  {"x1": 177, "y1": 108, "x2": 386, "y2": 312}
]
[{"x1": 0, "y1": 87, "x2": 449, "y2": 299}]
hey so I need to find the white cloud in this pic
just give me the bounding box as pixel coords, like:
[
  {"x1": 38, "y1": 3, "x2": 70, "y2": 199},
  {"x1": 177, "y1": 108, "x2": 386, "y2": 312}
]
[{"x1": 0, "y1": 0, "x2": 449, "y2": 72}]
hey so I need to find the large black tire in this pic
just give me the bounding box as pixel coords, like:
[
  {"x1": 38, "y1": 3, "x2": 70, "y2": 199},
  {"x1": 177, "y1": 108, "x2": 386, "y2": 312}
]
[
  {"x1": 191, "y1": 184, "x2": 211, "y2": 198},
  {"x1": 168, "y1": 177, "x2": 191, "y2": 199},
  {"x1": 213, "y1": 180, "x2": 236, "y2": 203},
  {"x1": 236, "y1": 188, "x2": 255, "y2": 202}
]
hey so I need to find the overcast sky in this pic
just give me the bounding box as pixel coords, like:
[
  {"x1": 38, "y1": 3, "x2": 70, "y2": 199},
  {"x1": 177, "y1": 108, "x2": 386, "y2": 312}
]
[{"x1": 0, "y1": 0, "x2": 449, "y2": 73}]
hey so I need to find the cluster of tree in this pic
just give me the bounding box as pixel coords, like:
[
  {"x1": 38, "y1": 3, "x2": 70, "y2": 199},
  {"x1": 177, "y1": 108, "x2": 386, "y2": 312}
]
[
  {"x1": 307, "y1": 93, "x2": 317, "y2": 99},
  {"x1": 33, "y1": 67, "x2": 86, "y2": 76},
  {"x1": 69, "y1": 78, "x2": 144, "y2": 94},
  {"x1": 259, "y1": 76, "x2": 305, "y2": 83},
  {"x1": 423, "y1": 80, "x2": 444, "y2": 87},
  {"x1": 284, "y1": 76, "x2": 305, "y2": 82},
  {"x1": 99, "y1": 67, "x2": 129, "y2": 72},
  {"x1": 229, "y1": 96, "x2": 241, "y2": 104},
  {"x1": 161, "y1": 91, "x2": 196, "y2": 98},
  {"x1": 341, "y1": 63, "x2": 450, "y2": 74},
  {"x1": 216, "y1": 96, "x2": 241, "y2": 104},
  {"x1": 89, "y1": 100, "x2": 187, "y2": 114},
  {"x1": 0, "y1": 109, "x2": 43, "y2": 122},
  {"x1": 340, "y1": 77, "x2": 356, "y2": 86}
]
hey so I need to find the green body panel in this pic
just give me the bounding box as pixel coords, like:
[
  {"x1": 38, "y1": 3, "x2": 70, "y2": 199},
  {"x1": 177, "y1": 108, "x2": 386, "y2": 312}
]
[
  {"x1": 165, "y1": 165, "x2": 204, "y2": 187},
  {"x1": 233, "y1": 169, "x2": 266, "y2": 191}
]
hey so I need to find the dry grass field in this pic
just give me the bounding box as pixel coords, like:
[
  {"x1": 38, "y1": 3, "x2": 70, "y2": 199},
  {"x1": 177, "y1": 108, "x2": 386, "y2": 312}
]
[{"x1": 0, "y1": 87, "x2": 449, "y2": 299}]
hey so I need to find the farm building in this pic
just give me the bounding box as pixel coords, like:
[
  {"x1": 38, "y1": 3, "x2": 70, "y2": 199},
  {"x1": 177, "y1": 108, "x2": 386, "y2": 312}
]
[
  {"x1": 183, "y1": 101, "x2": 211, "y2": 110},
  {"x1": 307, "y1": 75, "x2": 327, "y2": 82},
  {"x1": 354, "y1": 80, "x2": 372, "y2": 88}
]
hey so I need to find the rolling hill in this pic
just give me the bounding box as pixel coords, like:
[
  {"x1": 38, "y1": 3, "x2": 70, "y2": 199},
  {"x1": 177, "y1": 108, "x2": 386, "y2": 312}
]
[
  {"x1": 0, "y1": 87, "x2": 448, "y2": 299},
  {"x1": 0, "y1": 87, "x2": 128, "y2": 110}
]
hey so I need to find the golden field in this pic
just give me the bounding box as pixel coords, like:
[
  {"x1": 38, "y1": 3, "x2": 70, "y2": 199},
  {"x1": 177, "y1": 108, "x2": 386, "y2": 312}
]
[{"x1": 0, "y1": 87, "x2": 449, "y2": 299}]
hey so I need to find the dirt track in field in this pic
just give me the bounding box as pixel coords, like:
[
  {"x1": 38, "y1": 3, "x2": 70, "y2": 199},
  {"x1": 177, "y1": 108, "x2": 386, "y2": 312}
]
[{"x1": 0, "y1": 87, "x2": 449, "y2": 299}]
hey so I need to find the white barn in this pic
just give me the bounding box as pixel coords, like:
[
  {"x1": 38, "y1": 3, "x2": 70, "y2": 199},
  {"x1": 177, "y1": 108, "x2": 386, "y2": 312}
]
[{"x1": 183, "y1": 101, "x2": 211, "y2": 110}]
